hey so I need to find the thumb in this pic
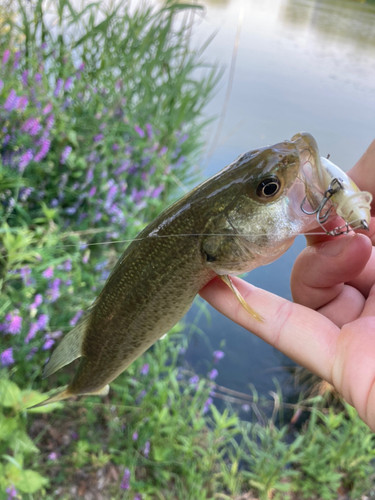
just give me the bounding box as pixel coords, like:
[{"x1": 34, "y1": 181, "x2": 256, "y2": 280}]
[{"x1": 291, "y1": 233, "x2": 371, "y2": 311}]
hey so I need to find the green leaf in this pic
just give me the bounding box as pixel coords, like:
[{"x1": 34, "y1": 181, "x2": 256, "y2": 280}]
[
  {"x1": 16, "y1": 469, "x2": 49, "y2": 493},
  {"x1": 0, "y1": 415, "x2": 18, "y2": 440},
  {"x1": 0, "y1": 379, "x2": 21, "y2": 408},
  {"x1": 9, "y1": 430, "x2": 39, "y2": 455}
]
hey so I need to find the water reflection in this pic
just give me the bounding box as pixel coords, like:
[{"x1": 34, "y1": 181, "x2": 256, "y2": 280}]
[
  {"x1": 279, "y1": 0, "x2": 375, "y2": 52},
  {"x1": 203, "y1": 0, "x2": 232, "y2": 6}
]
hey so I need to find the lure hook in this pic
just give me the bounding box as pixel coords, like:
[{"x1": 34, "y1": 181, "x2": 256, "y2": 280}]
[{"x1": 300, "y1": 178, "x2": 351, "y2": 236}]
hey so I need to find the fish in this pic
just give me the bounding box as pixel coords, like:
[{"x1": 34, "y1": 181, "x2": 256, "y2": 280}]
[{"x1": 31, "y1": 131, "x2": 365, "y2": 408}]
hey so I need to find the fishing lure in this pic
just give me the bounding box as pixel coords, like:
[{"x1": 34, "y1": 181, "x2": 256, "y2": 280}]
[{"x1": 301, "y1": 156, "x2": 372, "y2": 236}]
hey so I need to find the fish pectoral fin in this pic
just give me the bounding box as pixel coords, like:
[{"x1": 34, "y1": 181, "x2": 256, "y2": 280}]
[
  {"x1": 43, "y1": 316, "x2": 90, "y2": 379},
  {"x1": 219, "y1": 275, "x2": 264, "y2": 322}
]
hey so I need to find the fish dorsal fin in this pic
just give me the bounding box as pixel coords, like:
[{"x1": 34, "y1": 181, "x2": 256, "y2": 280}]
[{"x1": 43, "y1": 315, "x2": 90, "y2": 378}]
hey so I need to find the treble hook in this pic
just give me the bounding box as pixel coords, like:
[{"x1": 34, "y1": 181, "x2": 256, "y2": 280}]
[{"x1": 300, "y1": 178, "x2": 351, "y2": 236}]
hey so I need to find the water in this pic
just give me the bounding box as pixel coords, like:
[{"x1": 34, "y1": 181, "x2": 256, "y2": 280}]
[{"x1": 178, "y1": 0, "x2": 375, "y2": 410}]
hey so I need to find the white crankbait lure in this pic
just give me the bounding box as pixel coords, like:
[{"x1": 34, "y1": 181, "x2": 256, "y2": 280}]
[{"x1": 301, "y1": 156, "x2": 372, "y2": 236}]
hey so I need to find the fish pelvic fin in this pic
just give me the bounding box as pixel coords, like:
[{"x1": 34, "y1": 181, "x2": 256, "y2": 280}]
[
  {"x1": 43, "y1": 316, "x2": 90, "y2": 379},
  {"x1": 219, "y1": 274, "x2": 264, "y2": 322}
]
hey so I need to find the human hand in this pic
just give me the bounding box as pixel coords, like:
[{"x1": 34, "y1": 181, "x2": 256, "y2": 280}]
[{"x1": 199, "y1": 138, "x2": 375, "y2": 430}]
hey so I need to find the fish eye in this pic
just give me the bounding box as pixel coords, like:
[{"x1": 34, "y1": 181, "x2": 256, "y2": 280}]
[{"x1": 256, "y1": 177, "x2": 281, "y2": 199}]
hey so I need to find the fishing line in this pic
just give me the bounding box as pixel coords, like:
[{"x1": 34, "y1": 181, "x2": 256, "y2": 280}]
[{"x1": 0, "y1": 220, "x2": 368, "y2": 259}]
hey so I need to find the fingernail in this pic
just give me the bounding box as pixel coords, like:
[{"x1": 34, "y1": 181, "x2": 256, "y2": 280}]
[{"x1": 319, "y1": 236, "x2": 353, "y2": 256}]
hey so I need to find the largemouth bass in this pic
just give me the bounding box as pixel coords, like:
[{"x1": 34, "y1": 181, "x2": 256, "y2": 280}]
[{"x1": 33, "y1": 132, "x2": 370, "y2": 407}]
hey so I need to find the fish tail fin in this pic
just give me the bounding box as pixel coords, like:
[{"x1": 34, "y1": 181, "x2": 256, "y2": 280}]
[
  {"x1": 219, "y1": 274, "x2": 264, "y2": 322},
  {"x1": 43, "y1": 316, "x2": 90, "y2": 379},
  {"x1": 27, "y1": 385, "x2": 71, "y2": 409}
]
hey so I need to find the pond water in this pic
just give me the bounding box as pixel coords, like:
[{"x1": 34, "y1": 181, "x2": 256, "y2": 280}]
[{"x1": 173, "y1": 0, "x2": 375, "y2": 413}]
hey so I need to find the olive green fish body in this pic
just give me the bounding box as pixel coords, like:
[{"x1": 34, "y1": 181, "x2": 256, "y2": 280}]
[{"x1": 36, "y1": 134, "x2": 324, "y2": 407}]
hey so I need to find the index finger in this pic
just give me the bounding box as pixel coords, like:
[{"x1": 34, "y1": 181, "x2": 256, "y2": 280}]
[
  {"x1": 200, "y1": 276, "x2": 339, "y2": 384},
  {"x1": 348, "y1": 138, "x2": 375, "y2": 205}
]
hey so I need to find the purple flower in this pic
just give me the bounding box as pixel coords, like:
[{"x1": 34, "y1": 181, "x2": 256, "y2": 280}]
[
  {"x1": 134, "y1": 125, "x2": 145, "y2": 138},
  {"x1": 207, "y1": 369, "x2": 218, "y2": 381},
  {"x1": 25, "y1": 323, "x2": 39, "y2": 343},
  {"x1": 13, "y1": 51, "x2": 20, "y2": 69},
  {"x1": 30, "y1": 294, "x2": 43, "y2": 310},
  {"x1": 35, "y1": 73, "x2": 42, "y2": 83},
  {"x1": 158, "y1": 146, "x2": 168, "y2": 157},
  {"x1": 134, "y1": 495, "x2": 142, "y2": 500},
  {"x1": 2, "y1": 49, "x2": 10, "y2": 65},
  {"x1": 20, "y1": 187, "x2": 33, "y2": 202},
  {"x1": 64, "y1": 77, "x2": 73, "y2": 91},
  {"x1": 30, "y1": 120, "x2": 42, "y2": 136},
  {"x1": 54, "y1": 78, "x2": 63, "y2": 97},
  {"x1": 4, "y1": 89, "x2": 18, "y2": 112},
  {"x1": 143, "y1": 440, "x2": 150, "y2": 458},
  {"x1": 46, "y1": 114, "x2": 54, "y2": 130},
  {"x1": 21, "y1": 70, "x2": 29, "y2": 86},
  {"x1": 34, "y1": 139, "x2": 51, "y2": 162},
  {"x1": 242, "y1": 404, "x2": 250, "y2": 412},
  {"x1": 112, "y1": 143, "x2": 120, "y2": 151},
  {"x1": 6, "y1": 485, "x2": 17, "y2": 499},
  {"x1": 151, "y1": 185, "x2": 164, "y2": 199},
  {"x1": 43, "y1": 267, "x2": 54, "y2": 279},
  {"x1": 145, "y1": 123, "x2": 153, "y2": 139},
  {"x1": 26, "y1": 347, "x2": 38, "y2": 361},
  {"x1": 42, "y1": 338, "x2": 55, "y2": 350},
  {"x1": 0, "y1": 79, "x2": 3, "y2": 92},
  {"x1": 60, "y1": 146, "x2": 72, "y2": 164},
  {"x1": 22, "y1": 117, "x2": 39, "y2": 134},
  {"x1": 136, "y1": 390, "x2": 147, "y2": 404},
  {"x1": 86, "y1": 169, "x2": 94, "y2": 184},
  {"x1": 132, "y1": 431, "x2": 138, "y2": 441},
  {"x1": 63, "y1": 259, "x2": 72, "y2": 271},
  {"x1": 120, "y1": 468, "x2": 131, "y2": 490},
  {"x1": 70, "y1": 310, "x2": 83, "y2": 327},
  {"x1": 37, "y1": 314, "x2": 49, "y2": 330},
  {"x1": 1, "y1": 348, "x2": 14, "y2": 367},
  {"x1": 213, "y1": 350, "x2": 225, "y2": 363},
  {"x1": 48, "y1": 452, "x2": 59, "y2": 461},
  {"x1": 17, "y1": 95, "x2": 28, "y2": 111},
  {"x1": 94, "y1": 134, "x2": 104, "y2": 142},
  {"x1": 48, "y1": 279, "x2": 61, "y2": 302},
  {"x1": 178, "y1": 133, "x2": 189, "y2": 144},
  {"x1": 42, "y1": 103, "x2": 53, "y2": 115},
  {"x1": 19, "y1": 150, "x2": 33, "y2": 170},
  {"x1": 203, "y1": 397, "x2": 213, "y2": 414},
  {"x1": 189, "y1": 375, "x2": 199, "y2": 385},
  {"x1": 5, "y1": 313, "x2": 22, "y2": 334},
  {"x1": 78, "y1": 62, "x2": 85, "y2": 71},
  {"x1": 20, "y1": 267, "x2": 31, "y2": 285},
  {"x1": 140, "y1": 363, "x2": 149, "y2": 376},
  {"x1": 88, "y1": 186, "x2": 96, "y2": 197}
]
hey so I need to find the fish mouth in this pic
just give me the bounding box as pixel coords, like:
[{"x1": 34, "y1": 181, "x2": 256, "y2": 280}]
[{"x1": 290, "y1": 131, "x2": 325, "y2": 212}]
